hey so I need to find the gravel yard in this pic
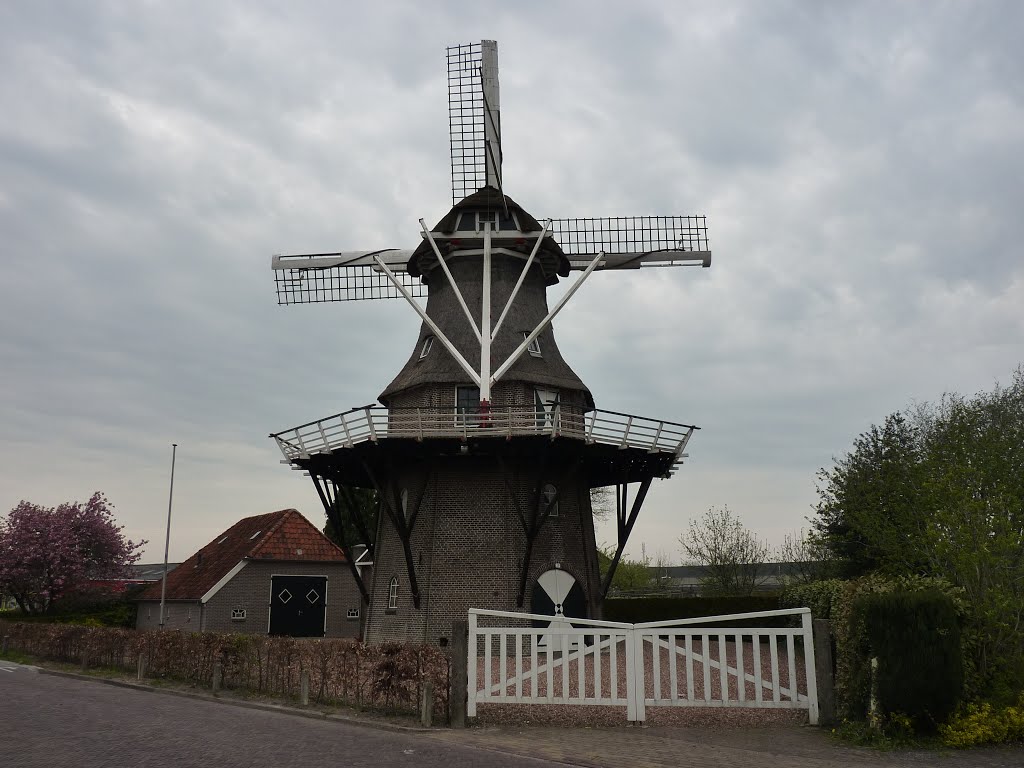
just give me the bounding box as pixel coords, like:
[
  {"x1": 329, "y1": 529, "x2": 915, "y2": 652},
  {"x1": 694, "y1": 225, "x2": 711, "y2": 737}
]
[{"x1": 473, "y1": 634, "x2": 810, "y2": 727}]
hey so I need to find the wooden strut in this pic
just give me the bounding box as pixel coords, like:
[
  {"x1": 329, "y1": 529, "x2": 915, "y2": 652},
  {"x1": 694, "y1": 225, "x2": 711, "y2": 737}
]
[
  {"x1": 599, "y1": 474, "x2": 653, "y2": 600},
  {"x1": 310, "y1": 473, "x2": 371, "y2": 604},
  {"x1": 497, "y1": 452, "x2": 580, "y2": 608},
  {"x1": 360, "y1": 457, "x2": 430, "y2": 609}
]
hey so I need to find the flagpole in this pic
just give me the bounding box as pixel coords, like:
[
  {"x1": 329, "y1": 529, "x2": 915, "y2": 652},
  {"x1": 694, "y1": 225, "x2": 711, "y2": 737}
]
[{"x1": 158, "y1": 443, "x2": 177, "y2": 629}]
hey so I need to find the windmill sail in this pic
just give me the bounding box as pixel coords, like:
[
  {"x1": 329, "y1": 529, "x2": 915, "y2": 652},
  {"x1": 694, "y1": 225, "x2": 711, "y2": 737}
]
[
  {"x1": 272, "y1": 250, "x2": 423, "y2": 304},
  {"x1": 448, "y1": 40, "x2": 501, "y2": 204},
  {"x1": 550, "y1": 216, "x2": 712, "y2": 269}
]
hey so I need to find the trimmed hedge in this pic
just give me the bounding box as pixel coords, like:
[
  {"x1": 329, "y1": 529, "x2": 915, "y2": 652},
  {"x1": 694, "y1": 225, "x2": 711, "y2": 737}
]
[
  {"x1": 0, "y1": 621, "x2": 450, "y2": 719},
  {"x1": 603, "y1": 595, "x2": 783, "y2": 626},
  {"x1": 862, "y1": 589, "x2": 963, "y2": 731}
]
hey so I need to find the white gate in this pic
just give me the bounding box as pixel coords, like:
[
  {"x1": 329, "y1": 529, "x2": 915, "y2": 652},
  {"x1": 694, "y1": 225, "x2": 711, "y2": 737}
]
[{"x1": 467, "y1": 607, "x2": 818, "y2": 724}]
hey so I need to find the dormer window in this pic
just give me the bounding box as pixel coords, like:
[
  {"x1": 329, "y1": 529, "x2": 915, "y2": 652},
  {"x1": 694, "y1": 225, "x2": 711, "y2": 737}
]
[
  {"x1": 525, "y1": 333, "x2": 542, "y2": 357},
  {"x1": 419, "y1": 336, "x2": 434, "y2": 359},
  {"x1": 454, "y1": 210, "x2": 520, "y2": 232}
]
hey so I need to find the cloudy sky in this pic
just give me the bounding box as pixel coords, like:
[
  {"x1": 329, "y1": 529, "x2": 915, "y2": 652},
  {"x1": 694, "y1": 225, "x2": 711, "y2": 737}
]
[{"x1": 2, "y1": 1, "x2": 1021, "y2": 565}]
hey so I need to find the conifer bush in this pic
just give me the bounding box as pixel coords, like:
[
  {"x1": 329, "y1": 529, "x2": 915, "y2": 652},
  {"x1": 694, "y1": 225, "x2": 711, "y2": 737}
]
[{"x1": 862, "y1": 589, "x2": 962, "y2": 732}]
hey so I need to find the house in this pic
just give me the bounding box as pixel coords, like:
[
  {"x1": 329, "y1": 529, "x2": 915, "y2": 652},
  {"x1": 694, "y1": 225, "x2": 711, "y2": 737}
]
[{"x1": 135, "y1": 509, "x2": 366, "y2": 638}]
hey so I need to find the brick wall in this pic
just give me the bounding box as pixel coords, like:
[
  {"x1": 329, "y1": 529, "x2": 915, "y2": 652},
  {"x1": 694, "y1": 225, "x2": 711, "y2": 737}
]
[
  {"x1": 135, "y1": 600, "x2": 203, "y2": 632},
  {"x1": 204, "y1": 560, "x2": 361, "y2": 637},
  {"x1": 363, "y1": 452, "x2": 600, "y2": 645},
  {"x1": 135, "y1": 562, "x2": 363, "y2": 638}
]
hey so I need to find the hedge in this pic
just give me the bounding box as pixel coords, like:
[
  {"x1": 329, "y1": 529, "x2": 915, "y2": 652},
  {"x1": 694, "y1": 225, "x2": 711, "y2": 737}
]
[
  {"x1": 0, "y1": 621, "x2": 450, "y2": 719},
  {"x1": 862, "y1": 589, "x2": 963, "y2": 732},
  {"x1": 603, "y1": 595, "x2": 784, "y2": 625}
]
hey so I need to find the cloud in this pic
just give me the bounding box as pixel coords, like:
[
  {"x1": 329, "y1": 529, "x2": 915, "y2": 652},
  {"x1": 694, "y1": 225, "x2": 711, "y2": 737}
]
[{"x1": 1, "y1": 1, "x2": 1021, "y2": 566}]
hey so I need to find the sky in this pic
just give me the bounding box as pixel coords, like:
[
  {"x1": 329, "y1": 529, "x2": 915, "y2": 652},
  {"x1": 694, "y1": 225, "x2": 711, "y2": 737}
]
[{"x1": 2, "y1": 1, "x2": 1022, "y2": 565}]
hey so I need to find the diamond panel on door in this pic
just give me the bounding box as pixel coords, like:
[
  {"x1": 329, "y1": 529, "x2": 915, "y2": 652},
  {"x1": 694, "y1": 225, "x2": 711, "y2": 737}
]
[{"x1": 269, "y1": 575, "x2": 327, "y2": 637}]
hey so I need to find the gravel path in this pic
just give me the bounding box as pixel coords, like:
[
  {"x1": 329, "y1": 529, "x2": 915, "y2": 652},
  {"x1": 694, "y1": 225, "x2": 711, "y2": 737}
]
[{"x1": 473, "y1": 635, "x2": 809, "y2": 727}]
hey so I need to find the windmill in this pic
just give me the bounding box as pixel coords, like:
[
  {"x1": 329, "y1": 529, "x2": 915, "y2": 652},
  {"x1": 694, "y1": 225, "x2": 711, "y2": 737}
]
[{"x1": 269, "y1": 41, "x2": 711, "y2": 645}]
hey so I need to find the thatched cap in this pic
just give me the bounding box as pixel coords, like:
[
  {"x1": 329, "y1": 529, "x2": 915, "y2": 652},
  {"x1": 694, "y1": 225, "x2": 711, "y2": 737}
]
[
  {"x1": 408, "y1": 187, "x2": 570, "y2": 283},
  {"x1": 379, "y1": 252, "x2": 593, "y2": 408}
]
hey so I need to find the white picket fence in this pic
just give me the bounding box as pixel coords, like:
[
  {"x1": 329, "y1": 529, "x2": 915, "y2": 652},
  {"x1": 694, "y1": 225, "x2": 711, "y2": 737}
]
[{"x1": 467, "y1": 607, "x2": 819, "y2": 723}]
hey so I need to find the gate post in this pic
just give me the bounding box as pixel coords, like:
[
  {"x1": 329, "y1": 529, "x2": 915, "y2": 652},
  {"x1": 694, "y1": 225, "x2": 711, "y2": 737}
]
[
  {"x1": 812, "y1": 619, "x2": 835, "y2": 726},
  {"x1": 625, "y1": 627, "x2": 645, "y2": 722},
  {"x1": 451, "y1": 618, "x2": 468, "y2": 727},
  {"x1": 801, "y1": 611, "x2": 819, "y2": 725}
]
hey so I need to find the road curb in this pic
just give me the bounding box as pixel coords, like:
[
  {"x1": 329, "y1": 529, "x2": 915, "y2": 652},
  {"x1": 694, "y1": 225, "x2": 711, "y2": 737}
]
[{"x1": 37, "y1": 668, "x2": 432, "y2": 735}]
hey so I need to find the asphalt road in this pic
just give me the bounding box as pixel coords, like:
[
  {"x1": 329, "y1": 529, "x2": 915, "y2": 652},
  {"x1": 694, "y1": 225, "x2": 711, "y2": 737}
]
[{"x1": 0, "y1": 662, "x2": 555, "y2": 768}]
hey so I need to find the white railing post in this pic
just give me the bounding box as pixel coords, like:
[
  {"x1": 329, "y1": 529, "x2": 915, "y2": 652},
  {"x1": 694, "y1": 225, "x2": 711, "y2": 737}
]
[
  {"x1": 365, "y1": 407, "x2": 378, "y2": 441},
  {"x1": 802, "y1": 610, "x2": 819, "y2": 725},
  {"x1": 467, "y1": 611, "x2": 478, "y2": 717}
]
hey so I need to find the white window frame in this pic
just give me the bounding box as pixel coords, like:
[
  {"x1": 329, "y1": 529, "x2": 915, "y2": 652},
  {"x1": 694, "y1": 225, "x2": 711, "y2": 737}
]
[
  {"x1": 231, "y1": 607, "x2": 247, "y2": 621},
  {"x1": 525, "y1": 332, "x2": 542, "y2": 357},
  {"x1": 346, "y1": 607, "x2": 360, "y2": 620},
  {"x1": 419, "y1": 335, "x2": 434, "y2": 359},
  {"x1": 388, "y1": 577, "x2": 399, "y2": 610}
]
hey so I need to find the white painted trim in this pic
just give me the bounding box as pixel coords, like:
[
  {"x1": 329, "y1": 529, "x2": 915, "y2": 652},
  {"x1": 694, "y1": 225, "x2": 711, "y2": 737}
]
[{"x1": 200, "y1": 559, "x2": 248, "y2": 604}]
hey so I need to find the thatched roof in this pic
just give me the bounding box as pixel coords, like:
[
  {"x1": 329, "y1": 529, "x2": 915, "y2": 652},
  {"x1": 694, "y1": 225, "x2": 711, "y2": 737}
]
[
  {"x1": 379, "y1": 251, "x2": 593, "y2": 407},
  {"x1": 408, "y1": 187, "x2": 570, "y2": 283}
]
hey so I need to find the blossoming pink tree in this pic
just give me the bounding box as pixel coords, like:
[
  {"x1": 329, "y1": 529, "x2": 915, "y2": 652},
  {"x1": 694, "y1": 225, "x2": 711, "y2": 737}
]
[{"x1": 0, "y1": 492, "x2": 144, "y2": 614}]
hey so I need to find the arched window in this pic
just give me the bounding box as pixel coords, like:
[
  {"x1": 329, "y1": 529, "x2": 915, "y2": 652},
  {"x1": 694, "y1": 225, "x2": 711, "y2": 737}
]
[
  {"x1": 388, "y1": 577, "x2": 399, "y2": 610},
  {"x1": 542, "y1": 483, "x2": 559, "y2": 518}
]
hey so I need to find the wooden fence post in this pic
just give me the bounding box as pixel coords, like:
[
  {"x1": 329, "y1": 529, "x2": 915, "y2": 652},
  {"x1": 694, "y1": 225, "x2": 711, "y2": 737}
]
[
  {"x1": 1, "y1": 636, "x2": 8, "y2": 655},
  {"x1": 812, "y1": 618, "x2": 836, "y2": 726},
  {"x1": 420, "y1": 681, "x2": 434, "y2": 728},
  {"x1": 212, "y1": 660, "x2": 223, "y2": 693},
  {"x1": 137, "y1": 652, "x2": 147, "y2": 681},
  {"x1": 300, "y1": 669, "x2": 310, "y2": 706},
  {"x1": 450, "y1": 620, "x2": 468, "y2": 728},
  {"x1": 80, "y1": 650, "x2": 89, "y2": 673}
]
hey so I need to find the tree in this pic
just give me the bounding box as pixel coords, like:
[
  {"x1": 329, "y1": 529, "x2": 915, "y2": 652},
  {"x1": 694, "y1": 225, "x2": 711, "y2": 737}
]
[
  {"x1": 323, "y1": 487, "x2": 379, "y2": 549},
  {"x1": 0, "y1": 492, "x2": 144, "y2": 614},
  {"x1": 812, "y1": 367, "x2": 1024, "y2": 692},
  {"x1": 678, "y1": 506, "x2": 770, "y2": 596},
  {"x1": 774, "y1": 529, "x2": 837, "y2": 585},
  {"x1": 597, "y1": 543, "x2": 652, "y2": 593},
  {"x1": 812, "y1": 412, "x2": 927, "y2": 578},
  {"x1": 590, "y1": 486, "x2": 613, "y2": 522}
]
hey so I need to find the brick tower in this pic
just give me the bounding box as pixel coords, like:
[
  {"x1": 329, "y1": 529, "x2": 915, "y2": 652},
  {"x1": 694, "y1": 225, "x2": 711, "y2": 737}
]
[{"x1": 269, "y1": 41, "x2": 710, "y2": 645}]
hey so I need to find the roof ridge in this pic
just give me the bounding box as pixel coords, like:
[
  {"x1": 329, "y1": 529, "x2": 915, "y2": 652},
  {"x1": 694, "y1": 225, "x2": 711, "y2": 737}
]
[{"x1": 246, "y1": 509, "x2": 296, "y2": 558}]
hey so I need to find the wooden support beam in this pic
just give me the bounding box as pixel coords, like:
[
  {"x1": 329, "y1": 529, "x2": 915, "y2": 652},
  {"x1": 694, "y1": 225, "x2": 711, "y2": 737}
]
[
  {"x1": 599, "y1": 475, "x2": 653, "y2": 599},
  {"x1": 310, "y1": 474, "x2": 371, "y2": 604},
  {"x1": 361, "y1": 458, "x2": 422, "y2": 609}
]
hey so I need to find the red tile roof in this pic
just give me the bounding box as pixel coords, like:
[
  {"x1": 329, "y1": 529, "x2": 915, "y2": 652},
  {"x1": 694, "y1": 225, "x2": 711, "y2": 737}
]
[{"x1": 137, "y1": 509, "x2": 346, "y2": 601}]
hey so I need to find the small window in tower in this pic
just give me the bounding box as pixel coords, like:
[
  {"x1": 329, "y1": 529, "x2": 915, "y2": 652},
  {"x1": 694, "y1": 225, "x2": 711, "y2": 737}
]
[
  {"x1": 542, "y1": 484, "x2": 559, "y2": 518},
  {"x1": 525, "y1": 332, "x2": 542, "y2": 357},
  {"x1": 419, "y1": 336, "x2": 434, "y2": 359},
  {"x1": 388, "y1": 577, "x2": 399, "y2": 610},
  {"x1": 478, "y1": 211, "x2": 496, "y2": 230},
  {"x1": 498, "y1": 210, "x2": 517, "y2": 231},
  {"x1": 456, "y1": 212, "x2": 476, "y2": 231}
]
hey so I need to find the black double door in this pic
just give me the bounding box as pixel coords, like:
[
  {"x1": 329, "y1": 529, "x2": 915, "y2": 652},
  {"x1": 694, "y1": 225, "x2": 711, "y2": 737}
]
[{"x1": 269, "y1": 575, "x2": 327, "y2": 637}]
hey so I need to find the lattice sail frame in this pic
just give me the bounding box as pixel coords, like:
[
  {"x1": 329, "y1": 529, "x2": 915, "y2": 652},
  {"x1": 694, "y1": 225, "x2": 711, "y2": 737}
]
[{"x1": 448, "y1": 40, "x2": 501, "y2": 205}]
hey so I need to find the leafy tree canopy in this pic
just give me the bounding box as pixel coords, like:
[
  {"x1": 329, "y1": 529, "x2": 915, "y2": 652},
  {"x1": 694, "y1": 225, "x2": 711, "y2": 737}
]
[
  {"x1": 812, "y1": 366, "x2": 1024, "y2": 691},
  {"x1": 0, "y1": 492, "x2": 144, "y2": 614}
]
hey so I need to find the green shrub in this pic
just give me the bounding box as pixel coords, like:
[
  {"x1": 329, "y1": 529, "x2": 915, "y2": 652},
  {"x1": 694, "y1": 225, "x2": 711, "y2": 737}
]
[
  {"x1": 940, "y1": 695, "x2": 1024, "y2": 748},
  {"x1": 780, "y1": 579, "x2": 845, "y2": 622},
  {"x1": 831, "y1": 574, "x2": 970, "y2": 721},
  {"x1": 603, "y1": 595, "x2": 783, "y2": 626},
  {"x1": 861, "y1": 589, "x2": 962, "y2": 732}
]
